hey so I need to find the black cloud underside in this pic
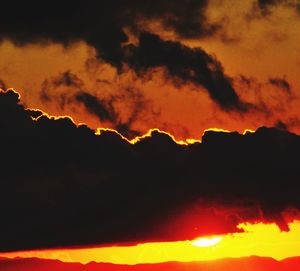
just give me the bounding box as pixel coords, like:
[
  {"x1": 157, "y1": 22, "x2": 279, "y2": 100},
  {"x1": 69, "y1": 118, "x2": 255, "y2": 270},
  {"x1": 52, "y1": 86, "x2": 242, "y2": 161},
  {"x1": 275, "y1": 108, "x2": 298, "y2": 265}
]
[{"x1": 0, "y1": 89, "x2": 299, "y2": 251}]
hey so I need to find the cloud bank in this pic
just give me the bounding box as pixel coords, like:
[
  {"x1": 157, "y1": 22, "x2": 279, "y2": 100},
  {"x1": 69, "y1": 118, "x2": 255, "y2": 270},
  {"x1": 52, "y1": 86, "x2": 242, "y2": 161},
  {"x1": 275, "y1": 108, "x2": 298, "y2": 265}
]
[{"x1": 0, "y1": 88, "x2": 299, "y2": 251}]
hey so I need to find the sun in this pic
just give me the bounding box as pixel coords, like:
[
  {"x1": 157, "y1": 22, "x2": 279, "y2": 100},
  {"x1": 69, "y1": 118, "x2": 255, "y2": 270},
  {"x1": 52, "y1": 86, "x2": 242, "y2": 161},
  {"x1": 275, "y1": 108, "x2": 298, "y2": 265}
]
[{"x1": 190, "y1": 236, "x2": 223, "y2": 247}]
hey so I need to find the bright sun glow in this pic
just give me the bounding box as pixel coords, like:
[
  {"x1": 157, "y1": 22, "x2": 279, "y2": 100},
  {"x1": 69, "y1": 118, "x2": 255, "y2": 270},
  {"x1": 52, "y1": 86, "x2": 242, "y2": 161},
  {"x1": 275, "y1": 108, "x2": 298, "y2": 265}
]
[
  {"x1": 190, "y1": 236, "x2": 223, "y2": 247},
  {"x1": 1, "y1": 221, "x2": 300, "y2": 265}
]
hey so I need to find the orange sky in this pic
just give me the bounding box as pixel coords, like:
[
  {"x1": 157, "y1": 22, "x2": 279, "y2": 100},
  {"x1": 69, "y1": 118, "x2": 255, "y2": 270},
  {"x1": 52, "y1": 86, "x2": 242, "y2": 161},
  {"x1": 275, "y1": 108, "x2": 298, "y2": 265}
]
[
  {"x1": 1, "y1": 0, "x2": 300, "y2": 140},
  {"x1": 1, "y1": 1, "x2": 300, "y2": 268}
]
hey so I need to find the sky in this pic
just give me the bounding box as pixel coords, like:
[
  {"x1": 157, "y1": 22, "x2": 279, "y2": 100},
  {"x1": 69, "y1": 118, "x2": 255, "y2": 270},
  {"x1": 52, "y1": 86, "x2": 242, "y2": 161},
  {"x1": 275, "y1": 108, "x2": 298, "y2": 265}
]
[
  {"x1": 1, "y1": 0, "x2": 300, "y2": 139},
  {"x1": 1, "y1": 0, "x2": 300, "y2": 270}
]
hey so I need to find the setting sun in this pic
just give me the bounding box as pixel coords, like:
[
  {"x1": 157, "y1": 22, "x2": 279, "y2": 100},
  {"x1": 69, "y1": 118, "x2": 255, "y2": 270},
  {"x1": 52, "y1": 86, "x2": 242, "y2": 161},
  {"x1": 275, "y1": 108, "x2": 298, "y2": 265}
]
[
  {"x1": 2, "y1": 221, "x2": 300, "y2": 265},
  {"x1": 190, "y1": 236, "x2": 223, "y2": 247},
  {"x1": 1, "y1": 1, "x2": 300, "y2": 270}
]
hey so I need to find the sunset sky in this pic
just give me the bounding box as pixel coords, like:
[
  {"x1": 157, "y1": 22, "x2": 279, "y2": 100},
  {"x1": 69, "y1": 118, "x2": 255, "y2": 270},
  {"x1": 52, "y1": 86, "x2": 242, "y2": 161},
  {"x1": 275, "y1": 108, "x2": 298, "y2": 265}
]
[{"x1": 1, "y1": 1, "x2": 300, "y2": 270}]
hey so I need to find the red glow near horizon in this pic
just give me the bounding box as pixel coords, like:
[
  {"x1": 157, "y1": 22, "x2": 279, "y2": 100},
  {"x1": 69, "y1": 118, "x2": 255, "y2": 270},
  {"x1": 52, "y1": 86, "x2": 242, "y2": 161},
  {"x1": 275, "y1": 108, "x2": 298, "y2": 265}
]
[{"x1": 1, "y1": 221, "x2": 300, "y2": 265}]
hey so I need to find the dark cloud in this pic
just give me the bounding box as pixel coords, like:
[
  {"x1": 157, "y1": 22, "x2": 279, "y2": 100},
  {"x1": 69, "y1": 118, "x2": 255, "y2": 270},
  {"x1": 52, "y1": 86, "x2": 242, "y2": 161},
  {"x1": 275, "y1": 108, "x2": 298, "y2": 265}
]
[
  {"x1": 133, "y1": 0, "x2": 221, "y2": 39},
  {"x1": 40, "y1": 71, "x2": 84, "y2": 106},
  {"x1": 274, "y1": 117, "x2": 300, "y2": 132},
  {"x1": 113, "y1": 86, "x2": 152, "y2": 138},
  {"x1": 39, "y1": 71, "x2": 151, "y2": 138},
  {"x1": 234, "y1": 74, "x2": 295, "y2": 118},
  {"x1": 257, "y1": 0, "x2": 300, "y2": 15},
  {"x1": 0, "y1": 0, "x2": 215, "y2": 67},
  {"x1": 75, "y1": 91, "x2": 117, "y2": 123},
  {"x1": 269, "y1": 77, "x2": 291, "y2": 93},
  {"x1": 74, "y1": 89, "x2": 146, "y2": 138},
  {"x1": 258, "y1": 0, "x2": 282, "y2": 10},
  {"x1": 46, "y1": 34, "x2": 248, "y2": 112},
  {"x1": 274, "y1": 120, "x2": 288, "y2": 131},
  {"x1": 0, "y1": 1, "x2": 249, "y2": 111},
  {"x1": 0, "y1": 89, "x2": 300, "y2": 251},
  {"x1": 125, "y1": 32, "x2": 248, "y2": 111}
]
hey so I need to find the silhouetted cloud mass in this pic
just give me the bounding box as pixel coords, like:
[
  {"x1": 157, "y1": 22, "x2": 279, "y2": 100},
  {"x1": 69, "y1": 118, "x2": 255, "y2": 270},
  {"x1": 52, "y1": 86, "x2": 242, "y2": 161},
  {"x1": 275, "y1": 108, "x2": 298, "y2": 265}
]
[{"x1": 0, "y1": 89, "x2": 299, "y2": 251}]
